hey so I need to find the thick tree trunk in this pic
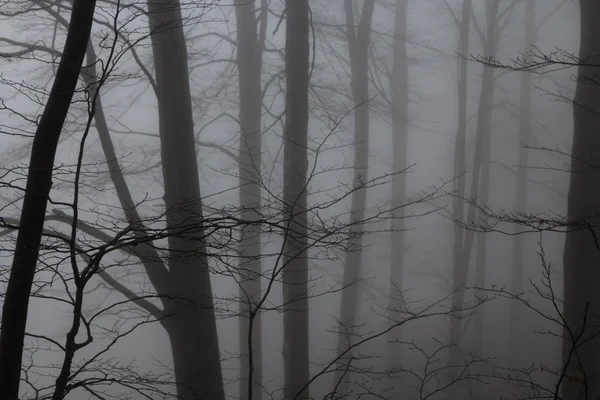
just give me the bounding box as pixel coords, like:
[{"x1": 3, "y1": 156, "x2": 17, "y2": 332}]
[
  {"x1": 85, "y1": 37, "x2": 212, "y2": 400},
  {"x1": 509, "y1": 0, "x2": 534, "y2": 366},
  {"x1": 282, "y1": 1, "x2": 310, "y2": 398},
  {"x1": 447, "y1": 2, "x2": 471, "y2": 398},
  {"x1": 77, "y1": 3, "x2": 225, "y2": 398},
  {"x1": 386, "y1": 0, "x2": 409, "y2": 388},
  {"x1": 562, "y1": 1, "x2": 600, "y2": 398},
  {"x1": 335, "y1": 0, "x2": 375, "y2": 392},
  {"x1": 146, "y1": 1, "x2": 224, "y2": 399},
  {"x1": 234, "y1": 1, "x2": 267, "y2": 399},
  {"x1": 0, "y1": 2, "x2": 97, "y2": 398}
]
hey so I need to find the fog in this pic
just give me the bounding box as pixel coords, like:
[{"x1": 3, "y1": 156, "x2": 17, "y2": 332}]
[{"x1": 0, "y1": 0, "x2": 590, "y2": 399}]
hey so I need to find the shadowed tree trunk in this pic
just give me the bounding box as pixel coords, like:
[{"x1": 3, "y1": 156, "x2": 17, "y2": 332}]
[
  {"x1": 234, "y1": 1, "x2": 268, "y2": 399},
  {"x1": 335, "y1": 0, "x2": 375, "y2": 392},
  {"x1": 146, "y1": 1, "x2": 225, "y2": 399},
  {"x1": 0, "y1": 2, "x2": 97, "y2": 398},
  {"x1": 509, "y1": 0, "x2": 535, "y2": 366},
  {"x1": 282, "y1": 0, "x2": 310, "y2": 398},
  {"x1": 562, "y1": 1, "x2": 600, "y2": 397},
  {"x1": 447, "y1": 2, "x2": 471, "y2": 398},
  {"x1": 386, "y1": 0, "x2": 409, "y2": 391}
]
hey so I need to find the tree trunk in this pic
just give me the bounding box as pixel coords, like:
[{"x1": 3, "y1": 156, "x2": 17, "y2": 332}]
[
  {"x1": 386, "y1": 0, "x2": 409, "y2": 390},
  {"x1": 85, "y1": 37, "x2": 220, "y2": 400},
  {"x1": 0, "y1": 2, "x2": 97, "y2": 398},
  {"x1": 509, "y1": 0, "x2": 534, "y2": 366},
  {"x1": 234, "y1": 0, "x2": 267, "y2": 399},
  {"x1": 335, "y1": 0, "x2": 375, "y2": 392},
  {"x1": 471, "y1": 0, "x2": 499, "y2": 359},
  {"x1": 282, "y1": 0, "x2": 310, "y2": 398},
  {"x1": 447, "y1": 2, "x2": 471, "y2": 398},
  {"x1": 146, "y1": 1, "x2": 224, "y2": 399},
  {"x1": 562, "y1": 1, "x2": 600, "y2": 398}
]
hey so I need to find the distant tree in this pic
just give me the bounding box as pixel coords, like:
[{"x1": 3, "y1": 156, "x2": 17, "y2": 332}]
[
  {"x1": 386, "y1": 0, "x2": 410, "y2": 386},
  {"x1": 447, "y1": 1, "x2": 502, "y2": 397},
  {"x1": 509, "y1": 0, "x2": 535, "y2": 366},
  {"x1": 453, "y1": 0, "x2": 600, "y2": 395},
  {"x1": 469, "y1": 0, "x2": 500, "y2": 360},
  {"x1": 447, "y1": 2, "x2": 471, "y2": 397},
  {"x1": 233, "y1": 1, "x2": 268, "y2": 398},
  {"x1": 335, "y1": 0, "x2": 376, "y2": 392},
  {"x1": 0, "y1": 1, "x2": 97, "y2": 398}
]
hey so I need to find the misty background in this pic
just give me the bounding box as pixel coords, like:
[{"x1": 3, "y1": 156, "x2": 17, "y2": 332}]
[{"x1": 0, "y1": 0, "x2": 588, "y2": 399}]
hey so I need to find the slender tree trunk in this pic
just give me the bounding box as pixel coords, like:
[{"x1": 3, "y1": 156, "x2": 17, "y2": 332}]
[
  {"x1": 386, "y1": 0, "x2": 409, "y2": 388},
  {"x1": 447, "y1": 2, "x2": 471, "y2": 398},
  {"x1": 335, "y1": 0, "x2": 375, "y2": 392},
  {"x1": 562, "y1": 1, "x2": 600, "y2": 398},
  {"x1": 509, "y1": 0, "x2": 535, "y2": 366},
  {"x1": 471, "y1": 0, "x2": 499, "y2": 359},
  {"x1": 146, "y1": 1, "x2": 224, "y2": 399},
  {"x1": 0, "y1": 2, "x2": 97, "y2": 398},
  {"x1": 235, "y1": 0, "x2": 267, "y2": 399},
  {"x1": 282, "y1": 1, "x2": 310, "y2": 398}
]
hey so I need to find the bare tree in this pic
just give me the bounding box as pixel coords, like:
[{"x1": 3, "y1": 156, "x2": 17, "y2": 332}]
[
  {"x1": 141, "y1": 0, "x2": 226, "y2": 397},
  {"x1": 0, "y1": 1, "x2": 97, "y2": 398},
  {"x1": 21, "y1": 2, "x2": 226, "y2": 396},
  {"x1": 0, "y1": 4, "x2": 228, "y2": 396}
]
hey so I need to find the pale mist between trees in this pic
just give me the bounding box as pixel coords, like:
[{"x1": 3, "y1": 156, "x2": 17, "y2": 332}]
[{"x1": 0, "y1": 0, "x2": 595, "y2": 399}]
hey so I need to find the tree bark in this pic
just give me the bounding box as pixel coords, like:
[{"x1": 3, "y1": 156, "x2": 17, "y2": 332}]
[
  {"x1": 146, "y1": 1, "x2": 225, "y2": 399},
  {"x1": 234, "y1": 0, "x2": 267, "y2": 399},
  {"x1": 562, "y1": 1, "x2": 600, "y2": 397},
  {"x1": 282, "y1": 1, "x2": 311, "y2": 399},
  {"x1": 335, "y1": 0, "x2": 375, "y2": 392},
  {"x1": 0, "y1": 1, "x2": 97, "y2": 398},
  {"x1": 509, "y1": 0, "x2": 534, "y2": 366}
]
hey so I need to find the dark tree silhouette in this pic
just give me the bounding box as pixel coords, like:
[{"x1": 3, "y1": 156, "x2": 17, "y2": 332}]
[
  {"x1": 144, "y1": 1, "x2": 225, "y2": 398},
  {"x1": 0, "y1": 1, "x2": 98, "y2": 398},
  {"x1": 282, "y1": 0, "x2": 311, "y2": 398},
  {"x1": 562, "y1": 1, "x2": 600, "y2": 397}
]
